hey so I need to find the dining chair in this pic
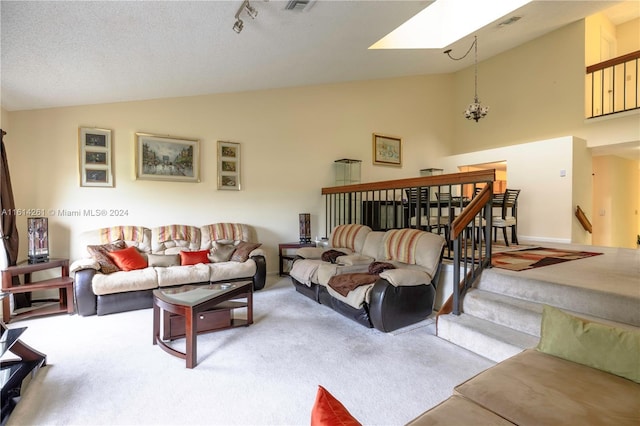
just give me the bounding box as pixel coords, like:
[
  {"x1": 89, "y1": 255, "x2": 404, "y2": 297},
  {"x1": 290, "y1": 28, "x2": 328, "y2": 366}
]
[
  {"x1": 404, "y1": 188, "x2": 450, "y2": 238},
  {"x1": 492, "y1": 188, "x2": 521, "y2": 246}
]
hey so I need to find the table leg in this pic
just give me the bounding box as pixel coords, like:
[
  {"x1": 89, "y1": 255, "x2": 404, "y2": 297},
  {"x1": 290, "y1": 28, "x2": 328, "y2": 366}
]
[
  {"x1": 185, "y1": 308, "x2": 197, "y2": 369},
  {"x1": 66, "y1": 285, "x2": 74, "y2": 313},
  {"x1": 247, "y1": 289, "x2": 253, "y2": 325},
  {"x1": 2, "y1": 296, "x2": 10, "y2": 324},
  {"x1": 152, "y1": 303, "x2": 160, "y2": 345}
]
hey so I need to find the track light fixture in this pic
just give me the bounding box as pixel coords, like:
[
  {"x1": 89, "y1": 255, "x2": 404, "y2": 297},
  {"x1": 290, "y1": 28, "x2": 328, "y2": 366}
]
[
  {"x1": 444, "y1": 36, "x2": 489, "y2": 122},
  {"x1": 244, "y1": 2, "x2": 258, "y2": 19},
  {"x1": 232, "y1": 18, "x2": 244, "y2": 34},
  {"x1": 233, "y1": 0, "x2": 259, "y2": 34}
]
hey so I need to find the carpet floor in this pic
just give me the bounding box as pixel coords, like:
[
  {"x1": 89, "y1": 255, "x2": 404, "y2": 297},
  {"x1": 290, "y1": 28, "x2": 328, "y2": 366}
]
[{"x1": 6, "y1": 276, "x2": 494, "y2": 426}]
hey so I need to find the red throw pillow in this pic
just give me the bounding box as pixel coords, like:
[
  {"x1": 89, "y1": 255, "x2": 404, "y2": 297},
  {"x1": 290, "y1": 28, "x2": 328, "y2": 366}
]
[
  {"x1": 107, "y1": 246, "x2": 148, "y2": 272},
  {"x1": 311, "y1": 386, "x2": 361, "y2": 426},
  {"x1": 180, "y1": 250, "x2": 210, "y2": 266}
]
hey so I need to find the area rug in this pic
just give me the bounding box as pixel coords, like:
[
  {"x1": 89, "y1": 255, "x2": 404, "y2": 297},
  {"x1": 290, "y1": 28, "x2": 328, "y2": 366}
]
[{"x1": 491, "y1": 247, "x2": 603, "y2": 271}]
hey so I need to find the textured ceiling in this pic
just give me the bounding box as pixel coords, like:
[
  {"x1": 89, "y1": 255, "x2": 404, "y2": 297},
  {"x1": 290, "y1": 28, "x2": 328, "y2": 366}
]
[{"x1": 1, "y1": 0, "x2": 638, "y2": 112}]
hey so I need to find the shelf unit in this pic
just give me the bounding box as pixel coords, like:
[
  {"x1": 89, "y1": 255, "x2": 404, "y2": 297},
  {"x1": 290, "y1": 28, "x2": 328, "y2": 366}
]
[
  {"x1": 278, "y1": 242, "x2": 316, "y2": 276},
  {"x1": 1, "y1": 258, "x2": 73, "y2": 323}
]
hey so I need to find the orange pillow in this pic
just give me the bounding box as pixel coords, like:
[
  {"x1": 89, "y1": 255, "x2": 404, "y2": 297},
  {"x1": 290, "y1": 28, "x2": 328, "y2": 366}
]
[
  {"x1": 107, "y1": 246, "x2": 148, "y2": 271},
  {"x1": 311, "y1": 386, "x2": 361, "y2": 426},
  {"x1": 179, "y1": 250, "x2": 210, "y2": 266}
]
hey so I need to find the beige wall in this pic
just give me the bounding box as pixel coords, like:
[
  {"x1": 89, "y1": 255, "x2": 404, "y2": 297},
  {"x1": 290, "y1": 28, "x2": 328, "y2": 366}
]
[
  {"x1": 452, "y1": 20, "x2": 639, "y2": 154},
  {"x1": 3, "y1": 75, "x2": 453, "y2": 271},
  {"x1": 616, "y1": 17, "x2": 640, "y2": 55},
  {"x1": 441, "y1": 136, "x2": 586, "y2": 244},
  {"x1": 451, "y1": 22, "x2": 586, "y2": 154},
  {"x1": 592, "y1": 155, "x2": 640, "y2": 248}
]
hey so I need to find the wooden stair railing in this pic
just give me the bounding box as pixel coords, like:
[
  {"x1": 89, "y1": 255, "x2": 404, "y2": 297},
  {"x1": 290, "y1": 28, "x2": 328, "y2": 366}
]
[
  {"x1": 438, "y1": 185, "x2": 494, "y2": 321},
  {"x1": 575, "y1": 205, "x2": 592, "y2": 234}
]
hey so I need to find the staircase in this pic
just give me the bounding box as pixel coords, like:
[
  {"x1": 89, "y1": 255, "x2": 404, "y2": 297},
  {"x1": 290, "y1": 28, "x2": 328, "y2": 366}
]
[{"x1": 437, "y1": 267, "x2": 640, "y2": 362}]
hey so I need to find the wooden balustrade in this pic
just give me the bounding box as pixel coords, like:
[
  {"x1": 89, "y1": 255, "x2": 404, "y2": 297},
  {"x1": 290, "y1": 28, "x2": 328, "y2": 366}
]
[{"x1": 586, "y1": 50, "x2": 640, "y2": 118}]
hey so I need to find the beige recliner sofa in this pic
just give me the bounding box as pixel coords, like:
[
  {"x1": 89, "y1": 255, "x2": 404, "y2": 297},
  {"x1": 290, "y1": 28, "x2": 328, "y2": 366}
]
[
  {"x1": 72, "y1": 223, "x2": 266, "y2": 316},
  {"x1": 289, "y1": 224, "x2": 446, "y2": 332}
]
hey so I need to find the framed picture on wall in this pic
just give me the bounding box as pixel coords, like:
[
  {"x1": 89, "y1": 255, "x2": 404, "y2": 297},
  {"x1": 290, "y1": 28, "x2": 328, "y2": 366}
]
[
  {"x1": 135, "y1": 132, "x2": 200, "y2": 182},
  {"x1": 217, "y1": 141, "x2": 241, "y2": 190},
  {"x1": 372, "y1": 133, "x2": 402, "y2": 167},
  {"x1": 79, "y1": 127, "x2": 114, "y2": 187}
]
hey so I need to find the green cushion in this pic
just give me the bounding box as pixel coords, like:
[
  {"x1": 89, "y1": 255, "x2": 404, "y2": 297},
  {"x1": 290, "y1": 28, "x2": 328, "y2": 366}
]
[{"x1": 537, "y1": 305, "x2": 640, "y2": 383}]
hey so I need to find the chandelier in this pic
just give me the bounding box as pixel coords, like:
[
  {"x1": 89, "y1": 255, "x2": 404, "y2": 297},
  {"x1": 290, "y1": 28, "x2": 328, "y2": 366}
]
[{"x1": 445, "y1": 36, "x2": 489, "y2": 122}]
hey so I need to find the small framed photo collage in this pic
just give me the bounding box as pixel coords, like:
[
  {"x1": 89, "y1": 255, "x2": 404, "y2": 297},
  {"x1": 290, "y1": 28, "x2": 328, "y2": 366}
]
[
  {"x1": 217, "y1": 141, "x2": 241, "y2": 191},
  {"x1": 79, "y1": 127, "x2": 113, "y2": 187}
]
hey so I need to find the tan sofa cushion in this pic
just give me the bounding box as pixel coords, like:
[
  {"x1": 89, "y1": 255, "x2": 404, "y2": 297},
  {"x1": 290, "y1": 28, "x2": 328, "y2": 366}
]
[
  {"x1": 209, "y1": 258, "x2": 257, "y2": 283},
  {"x1": 156, "y1": 264, "x2": 210, "y2": 287},
  {"x1": 406, "y1": 395, "x2": 514, "y2": 426},
  {"x1": 147, "y1": 253, "x2": 180, "y2": 267},
  {"x1": 290, "y1": 259, "x2": 324, "y2": 286},
  {"x1": 92, "y1": 267, "x2": 158, "y2": 295},
  {"x1": 454, "y1": 349, "x2": 640, "y2": 426}
]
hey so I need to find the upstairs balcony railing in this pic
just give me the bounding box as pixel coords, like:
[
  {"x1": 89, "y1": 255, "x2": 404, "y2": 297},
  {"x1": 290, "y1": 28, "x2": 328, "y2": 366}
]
[
  {"x1": 321, "y1": 170, "x2": 496, "y2": 315},
  {"x1": 586, "y1": 50, "x2": 640, "y2": 119}
]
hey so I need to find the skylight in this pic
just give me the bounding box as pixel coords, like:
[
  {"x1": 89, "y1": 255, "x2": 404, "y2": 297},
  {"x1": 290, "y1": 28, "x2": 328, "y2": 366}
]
[{"x1": 369, "y1": 0, "x2": 531, "y2": 49}]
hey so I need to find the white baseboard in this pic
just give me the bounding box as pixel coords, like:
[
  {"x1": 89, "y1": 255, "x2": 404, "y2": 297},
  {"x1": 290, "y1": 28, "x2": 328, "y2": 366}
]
[{"x1": 519, "y1": 236, "x2": 572, "y2": 244}]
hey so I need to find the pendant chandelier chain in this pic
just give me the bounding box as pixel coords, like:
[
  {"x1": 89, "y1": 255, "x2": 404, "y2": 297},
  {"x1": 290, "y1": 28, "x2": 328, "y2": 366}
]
[{"x1": 443, "y1": 35, "x2": 489, "y2": 122}]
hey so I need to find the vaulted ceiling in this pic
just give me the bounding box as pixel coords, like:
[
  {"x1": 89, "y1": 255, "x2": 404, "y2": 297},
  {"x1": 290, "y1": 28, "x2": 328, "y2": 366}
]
[{"x1": 1, "y1": 1, "x2": 638, "y2": 112}]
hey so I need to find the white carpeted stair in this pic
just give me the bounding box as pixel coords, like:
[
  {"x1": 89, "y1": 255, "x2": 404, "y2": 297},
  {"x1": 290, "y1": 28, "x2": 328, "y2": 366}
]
[{"x1": 437, "y1": 267, "x2": 640, "y2": 362}]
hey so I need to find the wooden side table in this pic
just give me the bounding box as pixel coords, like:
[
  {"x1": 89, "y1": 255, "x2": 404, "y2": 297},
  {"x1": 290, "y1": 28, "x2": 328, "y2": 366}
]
[
  {"x1": 1, "y1": 258, "x2": 74, "y2": 323},
  {"x1": 279, "y1": 242, "x2": 316, "y2": 276}
]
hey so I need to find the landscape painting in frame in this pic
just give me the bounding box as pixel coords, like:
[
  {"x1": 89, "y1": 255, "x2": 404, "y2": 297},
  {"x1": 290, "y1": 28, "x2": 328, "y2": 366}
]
[
  {"x1": 217, "y1": 141, "x2": 241, "y2": 190},
  {"x1": 79, "y1": 127, "x2": 113, "y2": 187},
  {"x1": 136, "y1": 133, "x2": 200, "y2": 182},
  {"x1": 372, "y1": 133, "x2": 402, "y2": 167}
]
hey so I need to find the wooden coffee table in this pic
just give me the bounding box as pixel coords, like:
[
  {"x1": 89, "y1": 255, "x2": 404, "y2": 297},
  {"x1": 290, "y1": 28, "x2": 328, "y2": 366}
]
[{"x1": 152, "y1": 281, "x2": 253, "y2": 368}]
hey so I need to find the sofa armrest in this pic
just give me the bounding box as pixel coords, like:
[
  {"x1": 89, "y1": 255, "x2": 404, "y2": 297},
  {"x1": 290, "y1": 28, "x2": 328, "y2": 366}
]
[
  {"x1": 296, "y1": 247, "x2": 326, "y2": 259},
  {"x1": 249, "y1": 247, "x2": 266, "y2": 258},
  {"x1": 251, "y1": 254, "x2": 267, "y2": 290},
  {"x1": 74, "y1": 268, "x2": 98, "y2": 316},
  {"x1": 70, "y1": 258, "x2": 100, "y2": 274},
  {"x1": 379, "y1": 268, "x2": 431, "y2": 287},
  {"x1": 368, "y1": 278, "x2": 436, "y2": 332}
]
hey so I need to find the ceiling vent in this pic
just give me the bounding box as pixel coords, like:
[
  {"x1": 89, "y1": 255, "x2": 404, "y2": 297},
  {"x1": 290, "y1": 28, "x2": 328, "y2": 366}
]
[{"x1": 284, "y1": 0, "x2": 317, "y2": 11}]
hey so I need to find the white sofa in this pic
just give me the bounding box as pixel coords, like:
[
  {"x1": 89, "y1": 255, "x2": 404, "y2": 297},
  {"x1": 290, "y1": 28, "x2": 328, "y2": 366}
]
[
  {"x1": 72, "y1": 223, "x2": 266, "y2": 316},
  {"x1": 289, "y1": 224, "x2": 445, "y2": 332}
]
